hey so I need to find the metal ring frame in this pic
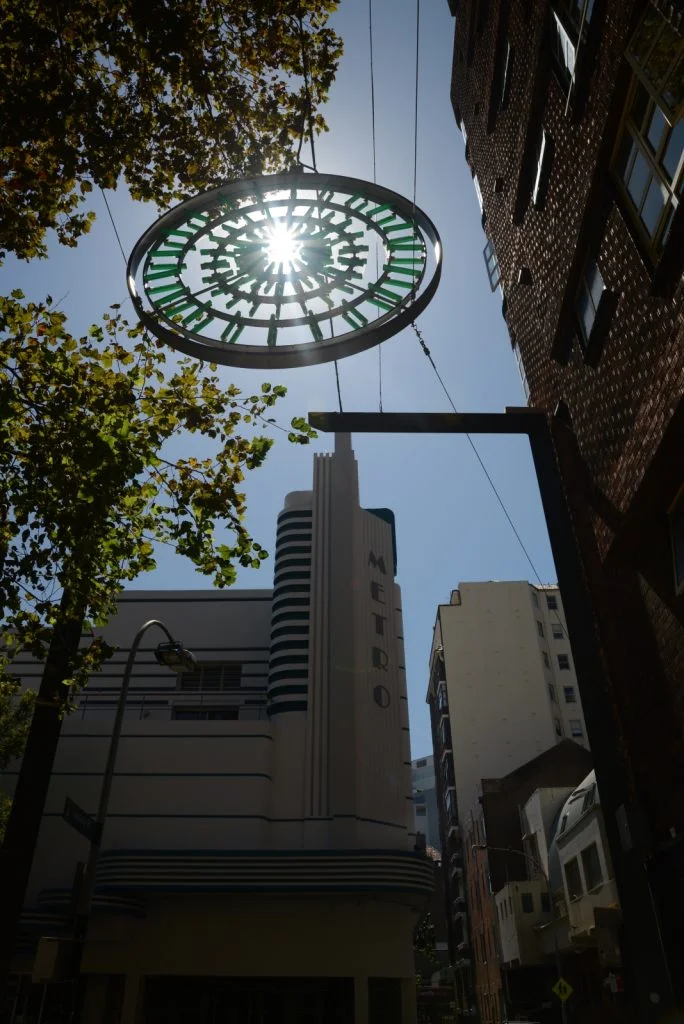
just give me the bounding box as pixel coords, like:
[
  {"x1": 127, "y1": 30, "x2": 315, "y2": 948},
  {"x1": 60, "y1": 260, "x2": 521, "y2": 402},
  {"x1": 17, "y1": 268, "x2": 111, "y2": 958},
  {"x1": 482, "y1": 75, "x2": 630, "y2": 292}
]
[{"x1": 127, "y1": 171, "x2": 442, "y2": 370}]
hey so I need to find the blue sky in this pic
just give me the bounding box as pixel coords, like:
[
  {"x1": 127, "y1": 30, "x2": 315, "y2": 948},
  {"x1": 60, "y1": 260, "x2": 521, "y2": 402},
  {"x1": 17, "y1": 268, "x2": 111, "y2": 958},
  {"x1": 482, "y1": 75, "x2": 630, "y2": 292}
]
[{"x1": 5, "y1": 1, "x2": 557, "y2": 757}]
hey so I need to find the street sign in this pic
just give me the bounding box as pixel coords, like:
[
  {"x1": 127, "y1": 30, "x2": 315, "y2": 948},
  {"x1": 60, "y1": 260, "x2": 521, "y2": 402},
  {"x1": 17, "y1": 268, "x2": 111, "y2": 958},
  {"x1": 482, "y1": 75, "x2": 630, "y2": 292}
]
[
  {"x1": 63, "y1": 797, "x2": 101, "y2": 843},
  {"x1": 552, "y1": 977, "x2": 574, "y2": 1002}
]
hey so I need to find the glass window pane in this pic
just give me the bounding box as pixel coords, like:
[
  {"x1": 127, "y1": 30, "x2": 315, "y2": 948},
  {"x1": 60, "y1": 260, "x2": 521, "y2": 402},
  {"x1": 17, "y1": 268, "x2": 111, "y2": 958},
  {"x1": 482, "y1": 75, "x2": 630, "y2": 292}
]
[
  {"x1": 649, "y1": 21, "x2": 683, "y2": 93},
  {"x1": 662, "y1": 118, "x2": 684, "y2": 181},
  {"x1": 647, "y1": 104, "x2": 668, "y2": 152},
  {"x1": 576, "y1": 285, "x2": 594, "y2": 342},
  {"x1": 630, "y1": 82, "x2": 649, "y2": 130},
  {"x1": 587, "y1": 259, "x2": 605, "y2": 308},
  {"x1": 671, "y1": 492, "x2": 684, "y2": 590},
  {"x1": 630, "y1": 10, "x2": 663, "y2": 73},
  {"x1": 641, "y1": 177, "x2": 668, "y2": 236},
  {"x1": 627, "y1": 149, "x2": 651, "y2": 207},
  {"x1": 663, "y1": 56, "x2": 683, "y2": 113},
  {"x1": 581, "y1": 842, "x2": 603, "y2": 890}
]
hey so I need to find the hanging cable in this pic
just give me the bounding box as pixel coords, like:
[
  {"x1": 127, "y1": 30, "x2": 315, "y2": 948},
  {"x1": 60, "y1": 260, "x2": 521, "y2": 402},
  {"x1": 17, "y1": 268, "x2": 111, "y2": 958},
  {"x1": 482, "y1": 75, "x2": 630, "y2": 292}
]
[
  {"x1": 411, "y1": 323, "x2": 552, "y2": 592},
  {"x1": 412, "y1": 0, "x2": 420, "y2": 216},
  {"x1": 298, "y1": 13, "x2": 318, "y2": 172},
  {"x1": 298, "y1": 12, "x2": 343, "y2": 410},
  {"x1": 100, "y1": 188, "x2": 127, "y2": 265},
  {"x1": 368, "y1": 0, "x2": 382, "y2": 412}
]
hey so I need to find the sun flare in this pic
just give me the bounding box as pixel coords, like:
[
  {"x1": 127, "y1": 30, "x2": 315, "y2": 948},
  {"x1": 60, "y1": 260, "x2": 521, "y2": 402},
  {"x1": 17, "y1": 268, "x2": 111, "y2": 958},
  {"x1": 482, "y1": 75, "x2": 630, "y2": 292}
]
[{"x1": 264, "y1": 222, "x2": 302, "y2": 272}]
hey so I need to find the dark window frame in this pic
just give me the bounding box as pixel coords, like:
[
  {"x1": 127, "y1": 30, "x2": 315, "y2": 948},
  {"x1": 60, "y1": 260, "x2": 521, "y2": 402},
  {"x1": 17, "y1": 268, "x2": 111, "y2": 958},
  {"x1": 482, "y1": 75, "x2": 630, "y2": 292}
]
[
  {"x1": 581, "y1": 841, "x2": 604, "y2": 890},
  {"x1": 668, "y1": 483, "x2": 684, "y2": 596},
  {"x1": 612, "y1": 8, "x2": 684, "y2": 265}
]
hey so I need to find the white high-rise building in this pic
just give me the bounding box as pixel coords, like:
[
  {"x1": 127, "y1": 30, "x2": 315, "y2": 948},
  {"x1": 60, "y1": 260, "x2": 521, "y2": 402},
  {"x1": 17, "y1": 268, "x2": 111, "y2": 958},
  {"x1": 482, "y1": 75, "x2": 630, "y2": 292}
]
[
  {"x1": 426, "y1": 581, "x2": 589, "y2": 990},
  {"x1": 428, "y1": 581, "x2": 589, "y2": 838},
  {"x1": 3, "y1": 436, "x2": 428, "y2": 1024}
]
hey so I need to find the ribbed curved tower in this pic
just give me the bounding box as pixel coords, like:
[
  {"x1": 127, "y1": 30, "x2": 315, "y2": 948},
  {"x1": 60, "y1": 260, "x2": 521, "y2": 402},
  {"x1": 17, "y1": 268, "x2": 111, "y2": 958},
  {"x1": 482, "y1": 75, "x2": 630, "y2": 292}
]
[{"x1": 268, "y1": 495, "x2": 313, "y2": 716}]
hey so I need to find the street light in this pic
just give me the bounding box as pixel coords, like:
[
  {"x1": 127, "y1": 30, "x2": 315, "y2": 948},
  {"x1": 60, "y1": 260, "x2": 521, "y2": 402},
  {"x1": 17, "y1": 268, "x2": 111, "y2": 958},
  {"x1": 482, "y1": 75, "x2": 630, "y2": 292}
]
[
  {"x1": 69, "y1": 620, "x2": 194, "y2": 1011},
  {"x1": 471, "y1": 843, "x2": 566, "y2": 1024}
]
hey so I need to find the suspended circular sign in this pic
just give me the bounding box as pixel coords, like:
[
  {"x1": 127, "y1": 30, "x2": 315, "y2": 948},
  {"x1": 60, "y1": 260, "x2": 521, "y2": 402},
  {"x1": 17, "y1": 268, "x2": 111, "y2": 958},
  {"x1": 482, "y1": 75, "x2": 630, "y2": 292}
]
[{"x1": 127, "y1": 171, "x2": 441, "y2": 369}]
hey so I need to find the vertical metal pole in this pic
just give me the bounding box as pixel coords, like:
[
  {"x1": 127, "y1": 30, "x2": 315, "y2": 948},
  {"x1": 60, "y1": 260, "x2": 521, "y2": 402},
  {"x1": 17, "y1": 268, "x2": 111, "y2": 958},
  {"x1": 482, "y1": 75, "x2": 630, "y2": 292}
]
[
  {"x1": 526, "y1": 415, "x2": 676, "y2": 1022},
  {"x1": 69, "y1": 619, "x2": 175, "y2": 1022}
]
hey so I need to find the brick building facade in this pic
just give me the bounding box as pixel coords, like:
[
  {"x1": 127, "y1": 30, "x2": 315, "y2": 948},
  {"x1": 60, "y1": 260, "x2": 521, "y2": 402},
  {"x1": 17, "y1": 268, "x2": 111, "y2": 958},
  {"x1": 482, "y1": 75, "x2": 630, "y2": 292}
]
[{"x1": 448, "y1": 0, "x2": 683, "y2": 1019}]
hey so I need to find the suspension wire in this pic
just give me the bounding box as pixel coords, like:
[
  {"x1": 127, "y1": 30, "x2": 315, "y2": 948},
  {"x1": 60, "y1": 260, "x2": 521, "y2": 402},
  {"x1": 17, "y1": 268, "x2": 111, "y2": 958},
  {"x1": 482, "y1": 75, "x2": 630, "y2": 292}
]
[
  {"x1": 412, "y1": 0, "x2": 420, "y2": 216},
  {"x1": 368, "y1": 0, "x2": 383, "y2": 412},
  {"x1": 100, "y1": 188, "x2": 127, "y2": 265},
  {"x1": 411, "y1": 323, "x2": 550, "y2": 593},
  {"x1": 298, "y1": 11, "x2": 343, "y2": 412},
  {"x1": 298, "y1": 13, "x2": 318, "y2": 172}
]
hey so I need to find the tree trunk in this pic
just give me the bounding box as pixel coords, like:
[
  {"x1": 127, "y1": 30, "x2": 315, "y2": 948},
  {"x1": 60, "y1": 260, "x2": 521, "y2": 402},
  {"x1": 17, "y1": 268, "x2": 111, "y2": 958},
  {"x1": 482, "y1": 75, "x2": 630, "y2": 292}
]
[{"x1": 0, "y1": 590, "x2": 84, "y2": 998}]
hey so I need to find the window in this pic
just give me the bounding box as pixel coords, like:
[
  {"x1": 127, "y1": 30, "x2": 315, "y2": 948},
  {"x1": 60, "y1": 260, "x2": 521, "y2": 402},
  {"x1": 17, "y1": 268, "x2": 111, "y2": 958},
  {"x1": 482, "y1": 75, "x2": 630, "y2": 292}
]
[
  {"x1": 541, "y1": 891, "x2": 551, "y2": 913},
  {"x1": 173, "y1": 706, "x2": 239, "y2": 721},
  {"x1": 445, "y1": 788, "x2": 458, "y2": 823},
  {"x1": 613, "y1": 7, "x2": 684, "y2": 259},
  {"x1": 512, "y1": 340, "x2": 531, "y2": 401},
  {"x1": 576, "y1": 256, "x2": 607, "y2": 349},
  {"x1": 554, "y1": 716, "x2": 563, "y2": 737},
  {"x1": 582, "y1": 783, "x2": 597, "y2": 813},
  {"x1": 570, "y1": 719, "x2": 583, "y2": 737},
  {"x1": 543, "y1": 651, "x2": 550, "y2": 668},
  {"x1": 548, "y1": 682, "x2": 557, "y2": 702},
  {"x1": 552, "y1": 622, "x2": 564, "y2": 639},
  {"x1": 582, "y1": 842, "x2": 603, "y2": 890},
  {"x1": 473, "y1": 174, "x2": 484, "y2": 212},
  {"x1": 179, "y1": 662, "x2": 241, "y2": 692},
  {"x1": 537, "y1": 620, "x2": 545, "y2": 638},
  {"x1": 558, "y1": 653, "x2": 571, "y2": 670},
  {"x1": 558, "y1": 813, "x2": 569, "y2": 835},
  {"x1": 416, "y1": 806, "x2": 427, "y2": 817},
  {"x1": 669, "y1": 485, "x2": 684, "y2": 595},
  {"x1": 532, "y1": 128, "x2": 551, "y2": 206},
  {"x1": 546, "y1": 594, "x2": 558, "y2": 610},
  {"x1": 521, "y1": 892, "x2": 534, "y2": 913},
  {"x1": 564, "y1": 856, "x2": 583, "y2": 900},
  {"x1": 483, "y1": 237, "x2": 501, "y2": 291},
  {"x1": 563, "y1": 686, "x2": 577, "y2": 703},
  {"x1": 416, "y1": 757, "x2": 427, "y2": 767},
  {"x1": 551, "y1": 0, "x2": 596, "y2": 88},
  {"x1": 414, "y1": 792, "x2": 426, "y2": 804}
]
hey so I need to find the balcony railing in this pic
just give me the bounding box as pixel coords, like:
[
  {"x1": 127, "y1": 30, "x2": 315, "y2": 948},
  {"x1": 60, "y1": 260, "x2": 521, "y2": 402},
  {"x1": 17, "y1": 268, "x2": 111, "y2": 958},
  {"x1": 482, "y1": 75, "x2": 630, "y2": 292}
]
[{"x1": 71, "y1": 690, "x2": 269, "y2": 722}]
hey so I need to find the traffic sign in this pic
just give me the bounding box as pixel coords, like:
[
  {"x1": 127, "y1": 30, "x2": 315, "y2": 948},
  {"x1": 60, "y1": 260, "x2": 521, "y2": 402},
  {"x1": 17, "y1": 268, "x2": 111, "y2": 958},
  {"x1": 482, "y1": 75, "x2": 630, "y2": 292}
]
[
  {"x1": 63, "y1": 797, "x2": 101, "y2": 843},
  {"x1": 552, "y1": 977, "x2": 574, "y2": 1002}
]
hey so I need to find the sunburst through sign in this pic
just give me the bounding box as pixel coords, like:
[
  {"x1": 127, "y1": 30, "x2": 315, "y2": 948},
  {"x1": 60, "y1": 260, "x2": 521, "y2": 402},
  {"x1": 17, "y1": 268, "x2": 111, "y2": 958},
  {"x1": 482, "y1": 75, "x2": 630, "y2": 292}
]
[{"x1": 127, "y1": 171, "x2": 442, "y2": 369}]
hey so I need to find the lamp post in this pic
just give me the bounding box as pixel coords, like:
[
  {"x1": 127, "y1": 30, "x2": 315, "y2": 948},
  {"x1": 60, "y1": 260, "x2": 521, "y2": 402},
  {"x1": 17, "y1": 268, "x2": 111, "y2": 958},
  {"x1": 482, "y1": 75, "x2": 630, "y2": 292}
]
[
  {"x1": 69, "y1": 620, "x2": 195, "y2": 1016},
  {"x1": 472, "y1": 843, "x2": 566, "y2": 1024}
]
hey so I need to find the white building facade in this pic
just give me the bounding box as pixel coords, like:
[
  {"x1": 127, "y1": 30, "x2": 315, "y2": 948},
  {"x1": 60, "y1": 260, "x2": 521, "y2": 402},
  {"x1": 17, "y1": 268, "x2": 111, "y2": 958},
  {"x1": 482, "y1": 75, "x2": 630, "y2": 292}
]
[
  {"x1": 3, "y1": 436, "x2": 429, "y2": 1024},
  {"x1": 425, "y1": 581, "x2": 589, "y2": 1003},
  {"x1": 411, "y1": 755, "x2": 441, "y2": 852}
]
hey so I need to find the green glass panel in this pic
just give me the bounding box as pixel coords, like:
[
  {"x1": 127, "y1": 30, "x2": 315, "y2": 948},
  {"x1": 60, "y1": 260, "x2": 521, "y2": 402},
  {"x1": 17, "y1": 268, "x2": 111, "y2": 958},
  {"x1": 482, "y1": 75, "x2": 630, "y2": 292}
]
[
  {"x1": 148, "y1": 283, "x2": 185, "y2": 296},
  {"x1": 267, "y1": 314, "x2": 278, "y2": 347},
  {"x1": 386, "y1": 263, "x2": 421, "y2": 277},
  {"x1": 385, "y1": 275, "x2": 412, "y2": 291},
  {"x1": 307, "y1": 313, "x2": 324, "y2": 341},
  {"x1": 144, "y1": 267, "x2": 179, "y2": 282},
  {"x1": 366, "y1": 295, "x2": 394, "y2": 311},
  {"x1": 156, "y1": 290, "x2": 186, "y2": 306},
  {"x1": 193, "y1": 316, "x2": 216, "y2": 333},
  {"x1": 365, "y1": 203, "x2": 393, "y2": 218}
]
